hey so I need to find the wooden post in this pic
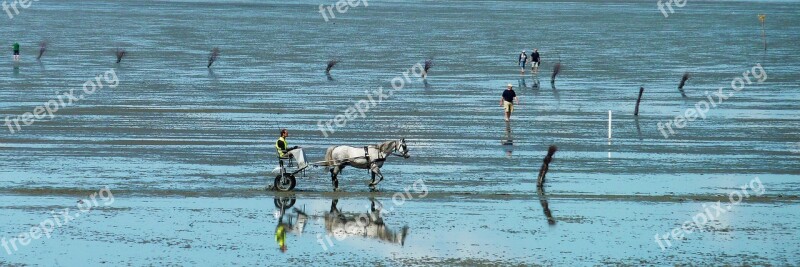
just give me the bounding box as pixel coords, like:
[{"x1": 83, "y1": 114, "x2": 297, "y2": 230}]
[
  {"x1": 208, "y1": 47, "x2": 220, "y2": 68},
  {"x1": 550, "y1": 62, "x2": 561, "y2": 84},
  {"x1": 608, "y1": 111, "x2": 612, "y2": 140},
  {"x1": 423, "y1": 59, "x2": 433, "y2": 78},
  {"x1": 678, "y1": 72, "x2": 689, "y2": 90},
  {"x1": 678, "y1": 72, "x2": 689, "y2": 98},
  {"x1": 759, "y1": 14, "x2": 767, "y2": 51},
  {"x1": 634, "y1": 87, "x2": 644, "y2": 116},
  {"x1": 326, "y1": 59, "x2": 338, "y2": 73},
  {"x1": 537, "y1": 145, "x2": 558, "y2": 188},
  {"x1": 115, "y1": 48, "x2": 126, "y2": 64},
  {"x1": 37, "y1": 41, "x2": 46, "y2": 60}
]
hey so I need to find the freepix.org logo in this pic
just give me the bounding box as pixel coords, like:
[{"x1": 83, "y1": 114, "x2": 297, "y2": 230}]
[
  {"x1": 657, "y1": 0, "x2": 686, "y2": 18},
  {"x1": 5, "y1": 68, "x2": 119, "y2": 134},
  {"x1": 2, "y1": 0, "x2": 38, "y2": 19},
  {"x1": 318, "y1": 0, "x2": 367, "y2": 22}
]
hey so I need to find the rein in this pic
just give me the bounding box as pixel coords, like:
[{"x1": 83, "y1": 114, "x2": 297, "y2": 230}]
[{"x1": 366, "y1": 143, "x2": 406, "y2": 163}]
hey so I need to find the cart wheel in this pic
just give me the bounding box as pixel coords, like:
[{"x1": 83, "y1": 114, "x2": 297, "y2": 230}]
[
  {"x1": 274, "y1": 174, "x2": 296, "y2": 191},
  {"x1": 274, "y1": 197, "x2": 296, "y2": 209}
]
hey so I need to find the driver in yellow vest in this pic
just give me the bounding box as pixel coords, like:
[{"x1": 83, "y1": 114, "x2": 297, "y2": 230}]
[{"x1": 276, "y1": 129, "x2": 299, "y2": 159}]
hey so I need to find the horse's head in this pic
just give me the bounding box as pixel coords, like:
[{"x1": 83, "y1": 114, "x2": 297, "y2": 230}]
[{"x1": 396, "y1": 138, "x2": 409, "y2": 158}]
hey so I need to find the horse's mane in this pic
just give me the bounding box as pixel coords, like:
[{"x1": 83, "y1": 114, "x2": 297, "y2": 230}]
[
  {"x1": 324, "y1": 146, "x2": 336, "y2": 168},
  {"x1": 375, "y1": 140, "x2": 398, "y2": 154}
]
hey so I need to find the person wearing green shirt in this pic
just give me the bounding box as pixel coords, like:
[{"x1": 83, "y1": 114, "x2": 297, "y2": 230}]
[{"x1": 13, "y1": 43, "x2": 20, "y2": 61}]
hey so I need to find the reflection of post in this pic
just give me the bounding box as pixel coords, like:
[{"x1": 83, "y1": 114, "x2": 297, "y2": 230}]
[
  {"x1": 551, "y1": 83, "x2": 560, "y2": 101},
  {"x1": 537, "y1": 188, "x2": 556, "y2": 225},
  {"x1": 635, "y1": 116, "x2": 642, "y2": 141},
  {"x1": 537, "y1": 145, "x2": 558, "y2": 188}
]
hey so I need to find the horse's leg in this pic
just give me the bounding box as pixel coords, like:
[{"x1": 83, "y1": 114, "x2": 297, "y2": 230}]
[
  {"x1": 330, "y1": 165, "x2": 341, "y2": 191},
  {"x1": 374, "y1": 167, "x2": 385, "y2": 184},
  {"x1": 369, "y1": 165, "x2": 385, "y2": 191},
  {"x1": 370, "y1": 165, "x2": 377, "y2": 186}
]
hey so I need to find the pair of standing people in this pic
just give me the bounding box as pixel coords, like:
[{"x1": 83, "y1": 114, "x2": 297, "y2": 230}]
[
  {"x1": 507, "y1": 49, "x2": 540, "y2": 121},
  {"x1": 517, "y1": 49, "x2": 540, "y2": 74}
]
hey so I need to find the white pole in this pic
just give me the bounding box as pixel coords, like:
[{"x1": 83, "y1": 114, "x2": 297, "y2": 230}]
[{"x1": 608, "y1": 110, "x2": 612, "y2": 140}]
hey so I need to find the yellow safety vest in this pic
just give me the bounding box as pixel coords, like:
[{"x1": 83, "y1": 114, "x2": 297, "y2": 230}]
[{"x1": 276, "y1": 137, "x2": 287, "y2": 158}]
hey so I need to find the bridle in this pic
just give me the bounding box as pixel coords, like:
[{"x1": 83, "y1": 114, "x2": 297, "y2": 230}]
[{"x1": 389, "y1": 140, "x2": 409, "y2": 158}]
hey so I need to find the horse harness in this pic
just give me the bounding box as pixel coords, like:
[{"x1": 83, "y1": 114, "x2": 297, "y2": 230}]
[{"x1": 364, "y1": 146, "x2": 388, "y2": 165}]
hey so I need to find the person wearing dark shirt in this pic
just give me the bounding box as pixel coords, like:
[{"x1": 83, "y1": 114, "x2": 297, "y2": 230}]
[
  {"x1": 276, "y1": 129, "x2": 298, "y2": 159},
  {"x1": 500, "y1": 83, "x2": 519, "y2": 121},
  {"x1": 530, "y1": 49, "x2": 540, "y2": 73}
]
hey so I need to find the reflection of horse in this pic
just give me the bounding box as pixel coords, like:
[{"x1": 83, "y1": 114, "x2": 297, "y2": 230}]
[
  {"x1": 324, "y1": 199, "x2": 408, "y2": 245},
  {"x1": 324, "y1": 139, "x2": 410, "y2": 191}
]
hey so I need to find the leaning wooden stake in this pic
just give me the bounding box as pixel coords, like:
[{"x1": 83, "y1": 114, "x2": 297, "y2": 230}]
[
  {"x1": 678, "y1": 72, "x2": 689, "y2": 90},
  {"x1": 115, "y1": 48, "x2": 126, "y2": 64},
  {"x1": 759, "y1": 14, "x2": 767, "y2": 51},
  {"x1": 537, "y1": 145, "x2": 558, "y2": 188},
  {"x1": 36, "y1": 41, "x2": 47, "y2": 60},
  {"x1": 550, "y1": 63, "x2": 561, "y2": 84},
  {"x1": 423, "y1": 59, "x2": 433, "y2": 78},
  {"x1": 678, "y1": 72, "x2": 689, "y2": 98},
  {"x1": 207, "y1": 47, "x2": 220, "y2": 68},
  {"x1": 326, "y1": 59, "x2": 338, "y2": 73},
  {"x1": 634, "y1": 87, "x2": 644, "y2": 116}
]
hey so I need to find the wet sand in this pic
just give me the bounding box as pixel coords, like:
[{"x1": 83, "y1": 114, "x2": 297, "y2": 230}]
[
  {"x1": 0, "y1": 194, "x2": 798, "y2": 266},
  {"x1": 0, "y1": 0, "x2": 799, "y2": 265}
]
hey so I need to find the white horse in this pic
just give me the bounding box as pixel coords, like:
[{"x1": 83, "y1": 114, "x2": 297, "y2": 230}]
[{"x1": 323, "y1": 139, "x2": 409, "y2": 191}]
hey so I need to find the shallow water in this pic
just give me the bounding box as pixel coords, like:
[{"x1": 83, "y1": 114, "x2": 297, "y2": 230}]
[{"x1": 0, "y1": 0, "x2": 798, "y2": 265}]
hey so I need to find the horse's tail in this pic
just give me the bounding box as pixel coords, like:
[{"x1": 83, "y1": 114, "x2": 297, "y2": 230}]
[{"x1": 324, "y1": 146, "x2": 336, "y2": 170}]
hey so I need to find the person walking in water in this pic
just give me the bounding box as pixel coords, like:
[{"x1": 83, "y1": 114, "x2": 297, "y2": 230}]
[
  {"x1": 500, "y1": 83, "x2": 519, "y2": 121},
  {"x1": 530, "y1": 48, "x2": 540, "y2": 73},
  {"x1": 12, "y1": 42, "x2": 20, "y2": 61},
  {"x1": 518, "y1": 50, "x2": 528, "y2": 74}
]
